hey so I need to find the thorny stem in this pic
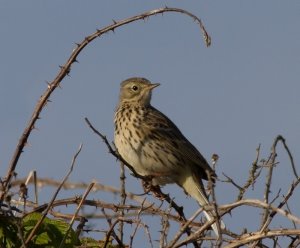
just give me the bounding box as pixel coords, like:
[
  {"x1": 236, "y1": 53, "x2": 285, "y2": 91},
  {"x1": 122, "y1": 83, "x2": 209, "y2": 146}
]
[
  {"x1": 22, "y1": 144, "x2": 82, "y2": 247},
  {"x1": 118, "y1": 162, "x2": 127, "y2": 243}
]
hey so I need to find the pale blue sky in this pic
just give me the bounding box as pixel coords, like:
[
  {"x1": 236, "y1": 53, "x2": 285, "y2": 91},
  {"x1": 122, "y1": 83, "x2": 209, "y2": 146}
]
[{"x1": 1, "y1": 1, "x2": 299, "y2": 246}]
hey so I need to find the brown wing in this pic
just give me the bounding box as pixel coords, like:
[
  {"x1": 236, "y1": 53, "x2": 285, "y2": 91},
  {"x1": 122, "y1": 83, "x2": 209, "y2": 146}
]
[{"x1": 143, "y1": 106, "x2": 216, "y2": 181}]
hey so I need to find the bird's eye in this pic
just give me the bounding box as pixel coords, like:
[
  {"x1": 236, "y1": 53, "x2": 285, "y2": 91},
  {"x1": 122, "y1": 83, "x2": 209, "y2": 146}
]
[{"x1": 132, "y1": 85, "x2": 138, "y2": 91}]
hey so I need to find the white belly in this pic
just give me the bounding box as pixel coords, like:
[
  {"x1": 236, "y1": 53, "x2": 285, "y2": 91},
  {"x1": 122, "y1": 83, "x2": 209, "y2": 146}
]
[
  {"x1": 114, "y1": 132, "x2": 147, "y2": 176},
  {"x1": 114, "y1": 131, "x2": 181, "y2": 186}
]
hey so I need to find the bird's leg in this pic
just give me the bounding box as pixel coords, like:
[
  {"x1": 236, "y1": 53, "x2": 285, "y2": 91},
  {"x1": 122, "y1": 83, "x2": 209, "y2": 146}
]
[{"x1": 141, "y1": 177, "x2": 167, "y2": 201}]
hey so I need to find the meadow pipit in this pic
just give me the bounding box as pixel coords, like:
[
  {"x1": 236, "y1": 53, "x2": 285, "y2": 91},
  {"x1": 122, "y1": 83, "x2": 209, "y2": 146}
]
[{"x1": 114, "y1": 77, "x2": 224, "y2": 236}]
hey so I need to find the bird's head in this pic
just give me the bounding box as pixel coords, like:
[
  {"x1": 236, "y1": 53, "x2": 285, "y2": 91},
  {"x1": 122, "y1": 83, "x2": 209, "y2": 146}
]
[{"x1": 119, "y1": 77, "x2": 160, "y2": 106}]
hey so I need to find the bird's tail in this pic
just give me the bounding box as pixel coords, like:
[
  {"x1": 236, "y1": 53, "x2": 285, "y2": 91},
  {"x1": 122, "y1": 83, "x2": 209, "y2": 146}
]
[{"x1": 180, "y1": 174, "x2": 225, "y2": 237}]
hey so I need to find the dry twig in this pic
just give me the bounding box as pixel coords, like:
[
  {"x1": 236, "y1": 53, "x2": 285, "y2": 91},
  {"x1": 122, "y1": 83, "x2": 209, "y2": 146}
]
[{"x1": 23, "y1": 144, "x2": 82, "y2": 247}]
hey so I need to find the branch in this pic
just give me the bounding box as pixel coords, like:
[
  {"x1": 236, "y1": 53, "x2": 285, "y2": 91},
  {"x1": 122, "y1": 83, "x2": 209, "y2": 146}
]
[
  {"x1": 167, "y1": 207, "x2": 205, "y2": 248},
  {"x1": 24, "y1": 196, "x2": 195, "y2": 226},
  {"x1": 259, "y1": 176, "x2": 300, "y2": 235},
  {"x1": 12, "y1": 177, "x2": 149, "y2": 205},
  {"x1": 261, "y1": 135, "x2": 299, "y2": 230},
  {"x1": 23, "y1": 144, "x2": 82, "y2": 247},
  {"x1": 219, "y1": 199, "x2": 300, "y2": 225},
  {"x1": 237, "y1": 144, "x2": 262, "y2": 200},
  {"x1": 172, "y1": 198, "x2": 300, "y2": 247},
  {"x1": 59, "y1": 181, "x2": 95, "y2": 248},
  {"x1": 261, "y1": 135, "x2": 281, "y2": 228},
  {"x1": 84, "y1": 117, "x2": 144, "y2": 179},
  {"x1": 224, "y1": 229, "x2": 300, "y2": 248},
  {"x1": 278, "y1": 135, "x2": 298, "y2": 178},
  {"x1": 118, "y1": 162, "x2": 126, "y2": 243}
]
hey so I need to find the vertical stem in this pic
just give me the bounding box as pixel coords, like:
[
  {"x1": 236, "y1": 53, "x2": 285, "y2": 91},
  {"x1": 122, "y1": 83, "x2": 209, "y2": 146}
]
[{"x1": 118, "y1": 162, "x2": 126, "y2": 243}]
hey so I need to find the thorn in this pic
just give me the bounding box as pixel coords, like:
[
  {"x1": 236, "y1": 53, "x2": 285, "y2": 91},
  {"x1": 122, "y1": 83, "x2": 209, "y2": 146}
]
[
  {"x1": 74, "y1": 59, "x2": 79, "y2": 63},
  {"x1": 75, "y1": 42, "x2": 80, "y2": 47},
  {"x1": 32, "y1": 125, "x2": 39, "y2": 131},
  {"x1": 66, "y1": 68, "x2": 71, "y2": 76},
  {"x1": 47, "y1": 99, "x2": 52, "y2": 103},
  {"x1": 24, "y1": 142, "x2": 32, "y2": 147},
  {"x1": 45, "y1": 81, "x2": 51, "y2": 89},
  {"x1": 112, "y1": 19, "x2": 117, "y2": 24},
  {"x1": 59, "y1": 65, "x2": 64, "y2": 69}
]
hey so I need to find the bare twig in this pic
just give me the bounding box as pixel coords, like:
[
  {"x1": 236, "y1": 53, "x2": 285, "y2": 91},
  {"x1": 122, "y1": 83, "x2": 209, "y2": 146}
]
[
  {"x1": 222, "y1": 145, "x2": 262, "y2": 202},
  {"x1": 261, "y1": 135, "x2": 298, "y2": 227},
  {"x1": 59, "y1": 181, "x2": 95, "y2": 248},
  {"x1": 14, "y1": 171, "x2": 32, "y2": 215},
  {"x1": 142, "y1": 182, "x2": 200, "y2": 248},
  {"x1": 103, "y1": 217, "x2": 149, "y2": 248},
  {"x1": 172, "y1": 215, "x2": 222, "y2": 248},
  {"x1": 286, "y1": 201, "x2": 297, "y2": 229},
  {"x1": 75, "y1": 217, "x2": 88, "y2": 240},
  {"x1": 259, "y1": 176, "x2": 300, "y2": 232},
  {"x1": 85, "y1": 117, "x2": 145, "y2": 179},
  {"x1": 24, "y1": 197, "x2": 191, "y2": 225},
  {"x1": 160, "y1": 212, "x2": 170, "y2": 248},
  {"x1": 12, "y1": 177, "x2": 151, "y2": 205},
  {"x1": 237, "y1": 145, "x2": 262, "y2": 200},
  {"x1": 259, "y1": 135, "x2": 299, "y2": 243},
  {"x1": 278, "y1": 135, "x2": 298, "y2": 178},
  {"x1": 103, "y1": 218, "x2": 122, "y2": 248},
  {"x1": 209, "y1": 172, "x2": 222, "y2": 247},
  {"x1": 172, "y1": 198, "x2": 300, "y2": 248},
  {"x1": 101, "y1": 208, "x2": 124, "y2": 247},
  {"x1": 261, "y1": 136, "x2": 281, "y2": 229},
  {"x1": 222, "y1": 173, "x2": 243, "y2": 191},
  {"x1": 224, "y1": 229, "x2": 300, "y2": 248},
  {"x1": 129, "y1": 200, "x2": 151, "y2": 248},
  {"x1": 129, "y1": 219, "x2": 142, "y2": 248},
  {"x1": 218, "y1": 199, "x2": 300, "y2": 225},
  {"x1": 167, "y1": 207, "x2": 204, "y2": 248},
  {"x1": 288, "y1": 237, "x2": 300, "y2": 248},
  {"x1": 23, "y1": 144, "x2": 82, "y2": 247},
  {"x1": 118, "y1": 162, "x2": 126, "y2": 243}
]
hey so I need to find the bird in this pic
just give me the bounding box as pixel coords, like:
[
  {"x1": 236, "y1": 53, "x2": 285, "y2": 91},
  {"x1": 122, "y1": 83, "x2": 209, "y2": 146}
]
[{"x1": 114, "y1": 77, "x2": 224, "y2": 236}]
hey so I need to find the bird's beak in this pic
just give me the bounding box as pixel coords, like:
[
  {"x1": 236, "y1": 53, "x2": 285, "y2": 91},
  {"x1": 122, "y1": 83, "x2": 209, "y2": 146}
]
[{"x1": 148, "y1": 83, "x2": 160, "y2": 90}]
